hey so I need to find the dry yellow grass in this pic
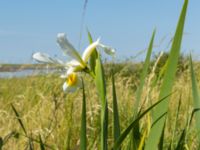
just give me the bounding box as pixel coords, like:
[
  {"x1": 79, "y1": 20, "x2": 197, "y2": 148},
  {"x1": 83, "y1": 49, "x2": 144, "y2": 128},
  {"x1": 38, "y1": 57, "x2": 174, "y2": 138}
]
[{"x1": 0, "y1": 63, "x2": 199, "y2": 149}]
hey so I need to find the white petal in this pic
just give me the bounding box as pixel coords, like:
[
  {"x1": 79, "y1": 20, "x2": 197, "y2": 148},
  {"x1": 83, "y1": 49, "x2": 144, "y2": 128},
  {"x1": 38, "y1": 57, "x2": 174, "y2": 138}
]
[
  {"x1": 32, "y1": 52, "x2": 67, "y2": 66},
  {"x1": 63, "y1": 82, "x2": 77, "y2": 92},
  {"x1": 61, "y1": 67, "x2": 76, "y2": 79},
  {"x1": 65, "y1": 59, "x2": 86, "y2": 75},
  {"x1": 63, "y1": 82, "x2": 68, "y2": 91},
  {"x1": 32, "y1": 52, "x2": 55, "y2": 64},
  {"x1": 98, "y1": 44, "x2": 116, "y2": 56},
  {"x1": 57, "y1": 33, "x2": 85, "y2": 66},
  {"x1": 67, "y1": 60, "x2": 82, "y2": 68},
  {"x1": 82, "y1": 38, "x2": 100, "y2": 62},
  {"x1": 67, "y1": 67, "x2": 76, "y2": 75},
  {"x1": 62, "y1": 76, "x2": 82, "y2": 93},
  {"x1": 68, "y1": 66, "x2": 85, "y2": 74}
]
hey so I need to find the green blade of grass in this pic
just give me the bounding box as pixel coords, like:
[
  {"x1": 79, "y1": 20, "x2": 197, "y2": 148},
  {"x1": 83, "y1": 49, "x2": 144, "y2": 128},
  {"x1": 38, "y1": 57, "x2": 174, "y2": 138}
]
[
  {"x1": 190, "y1": 55, "x2": 200, "y2": 142},
  {"x1": 145, "y1": 0, "x2": 188, "y2": 149},
  {"x1": 39, "y1": 134, "x2": 45, "y2": 150},
  {"x1": 131, "y1": 121, "x2": 141, "y2": 150},
  {"x1": 176, "y1": 108, "x2": 200, "y2": 150},
  {"x1": 111, "y1": 72, "x2": 121, "y2": 150},
  {"x1": 65, "y1": 102, "x2": 74, "y2": 150},
  {"x1": 95, "y1": 54, "x2": 108, "y2": 150},
  {"x1": 87, "y1": 30, "x2": 98, "y2": 73},
  {"x1": 175, "y1": 130, "x2": 186, "y2": 150},
  {"x1": 0, "y1": 137, "x2": 3, "y2": 150},
  {"x1": 28, "y1": 138, "x2": 34, "y2": 150},
  {"x1": 158, "y1": 121, "x2": 166, "y2": 150},
  {"x1": 21, "y1": 133, "x2": 54, "y2": 149},
  {"x1": 80, "y1": 80, "x2": 87, "y2": 150},
  {"x1": 170, "y1": 95, "x2": 182, "y2": 149},
  {"x1": 2, "y1": 131, "x2": 19, "y2": 145},
  {"x1": 188, "y1": 109, "x2": 200, "y2": 127},
  {"x1": 133, "y1": 29, "x2": 156, "y2": 116},
  {"x1": 130, "y1": 29, "x2": 156, "y2": 149},
  {"x1": 11, "y1": 104, "x2": 27, "y2": 136},
  {"x1": 113, "y1": 94, "x2": 169, "y2": 149}
]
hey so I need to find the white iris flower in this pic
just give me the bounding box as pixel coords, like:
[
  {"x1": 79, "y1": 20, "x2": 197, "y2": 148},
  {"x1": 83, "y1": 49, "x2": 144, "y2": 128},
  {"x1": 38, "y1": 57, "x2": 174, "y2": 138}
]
[
  {"x1": 33, "y1": 33, "x2": 115, "y2": 93},
  {"x1": 57, "y1": 33, "x2": 115, "y2": 75}
]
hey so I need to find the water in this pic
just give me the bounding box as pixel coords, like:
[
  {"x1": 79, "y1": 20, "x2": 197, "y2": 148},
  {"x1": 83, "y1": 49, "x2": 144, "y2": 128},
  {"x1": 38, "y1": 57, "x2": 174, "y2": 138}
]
[{"x1": 0, "y1": 69, "x2": 59, "y2": 78}]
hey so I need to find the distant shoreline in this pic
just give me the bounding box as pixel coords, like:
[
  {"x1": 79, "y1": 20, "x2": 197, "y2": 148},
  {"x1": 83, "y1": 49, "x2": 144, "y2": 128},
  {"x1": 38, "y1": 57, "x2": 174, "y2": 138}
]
[{"x1": 0, "y1": 64, "x2": 57, "y2": 72}]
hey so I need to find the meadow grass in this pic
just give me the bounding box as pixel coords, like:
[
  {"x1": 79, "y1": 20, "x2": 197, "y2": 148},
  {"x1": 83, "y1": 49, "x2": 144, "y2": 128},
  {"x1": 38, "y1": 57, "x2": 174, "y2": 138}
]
[
  {"x1": 2, "y1": 0, "x2": 200, "y2": 149},
  {"x1": 0, "y1": 59, "x2": 199, "y2": 149}
]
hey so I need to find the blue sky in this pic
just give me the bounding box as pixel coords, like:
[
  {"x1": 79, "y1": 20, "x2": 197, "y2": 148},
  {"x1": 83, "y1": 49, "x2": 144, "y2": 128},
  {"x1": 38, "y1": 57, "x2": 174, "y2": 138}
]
[{"x1": 0, "y1": 0, "x2": 199, "y2": 63}]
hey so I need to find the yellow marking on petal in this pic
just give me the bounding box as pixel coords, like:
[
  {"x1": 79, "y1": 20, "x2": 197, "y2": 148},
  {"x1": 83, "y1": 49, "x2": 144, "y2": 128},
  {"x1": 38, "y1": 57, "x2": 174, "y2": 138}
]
[{"x1": 66, "y1": 73, "x2": 78, "y2": 86}]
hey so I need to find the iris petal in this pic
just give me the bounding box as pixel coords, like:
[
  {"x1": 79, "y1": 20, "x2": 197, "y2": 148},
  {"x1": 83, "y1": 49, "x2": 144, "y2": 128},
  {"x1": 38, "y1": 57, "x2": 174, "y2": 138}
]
[
  {"x1": 32, "y1": 52, "x2": 67, "y2": 68},
  {"x1": 57, "y1": 33, "x2": 85, "y2": 67},
  {"x1": 98, "y1": 44, "x2": 116, "y2": 56},
  {"x1": 82, "y1": 38, "x2": 100, "y2": 62}
]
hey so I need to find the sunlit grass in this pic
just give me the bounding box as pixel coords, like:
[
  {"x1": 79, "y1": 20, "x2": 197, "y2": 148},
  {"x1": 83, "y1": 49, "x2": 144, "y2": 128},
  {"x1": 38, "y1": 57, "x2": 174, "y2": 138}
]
[
  {"x1": 0, "y1": 60, "x2": 199, "y2": 149},
  {"x1": 2, "y1": 0, "x2": 200, "y2": 149}
]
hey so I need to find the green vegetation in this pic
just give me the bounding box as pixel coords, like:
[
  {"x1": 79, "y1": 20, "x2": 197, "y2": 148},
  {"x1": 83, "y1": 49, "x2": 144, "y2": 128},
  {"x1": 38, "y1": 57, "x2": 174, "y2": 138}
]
[
  {"x1": 2, "y1": 0, "x2": 200, "y2": 149},
  {"x1": 0, "y1": 56, "x2": 199, "y2": 149}
]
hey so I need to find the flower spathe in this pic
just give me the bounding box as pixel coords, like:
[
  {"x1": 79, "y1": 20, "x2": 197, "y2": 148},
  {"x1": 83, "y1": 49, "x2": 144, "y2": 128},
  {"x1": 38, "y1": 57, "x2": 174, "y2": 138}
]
[{"x1": 63, "y1": 73, "x2": 82, "y2": 93}]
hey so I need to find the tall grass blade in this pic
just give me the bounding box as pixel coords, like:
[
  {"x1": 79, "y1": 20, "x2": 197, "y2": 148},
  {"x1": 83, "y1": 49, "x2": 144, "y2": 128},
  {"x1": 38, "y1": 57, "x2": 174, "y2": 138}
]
[
  {"x1": 189, "y1": 55, "x2": 200, "y2": 142},
  {"x1": 133, "y1": 29, "x2": 156, "y2": 115},
  {"x1": 80, "y1": 80, "x2": 87, "y2": 150},
  {"x1": 151, "y1": 112, "x2": 167, "y2": 128},
  {"x1": 111, "y1": 72, "x2": 121, "y2": 150},
  {"x1": 87, "y1": 30, "x2": 98, "y2": 73},
  {"x1": 11, "y1": 104, "x2": 27, "y2": 135},
  {"x1": 158, "y1": 122, "x2": 166, "y2": 150},
  {"x1": 130, "y1": 120, "x2": 140, "y2": 150},
  {"x1": 189, "y1": 108, "x2": 200, "y2": 127},
  {"x1": 65, "y1": 102, "x2": 74, "y2": 150},
  {"x1": 95, "y1": 54, "x2": 108, "y2": 150},
  {"x1": 170, "y1": 95, "x2": 182, "y2": 149},
  {"x1": 39, "y1": 135, "x2": 45, "y2": 150},
  {"x1": 175, "y1": 130, "x2": 186, "y2": 150},
  {"x1": 0, "y1": 137, "x2": 3, "y2": 150},
  {"x1": 130, "y1": 29, "x2": 156, "y2": 149},
  {"x1": 3, "y1": 131, "x2": 19, "y2": 144},
  {"x1": 113, "y1": 94, "x2": 169, "y2": 149},
  {"x1": 137, "y1": 130, "x2": 146, "y2": 150},
  {"x1": 145, "y1": 0, "x2": 188, "y2": 149},
  {"x1": 28, "y1": 138, "x2": 34, "y2": 150},
  {"x1": 65, "y1": 126, "x2": 72, "y2": 150}
]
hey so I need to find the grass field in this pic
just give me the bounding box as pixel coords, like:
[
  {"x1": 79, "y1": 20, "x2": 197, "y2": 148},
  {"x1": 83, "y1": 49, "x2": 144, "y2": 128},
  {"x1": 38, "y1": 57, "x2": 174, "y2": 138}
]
[
  {"x1": 0, "y1": 59, "x2": 200, "y2": 149},
  {"x1": 2, "y1": 0, "x2": 200, "y2": 149}
]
